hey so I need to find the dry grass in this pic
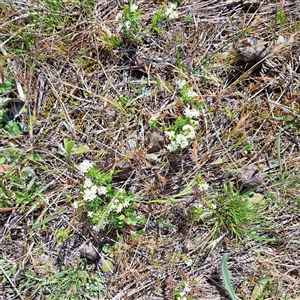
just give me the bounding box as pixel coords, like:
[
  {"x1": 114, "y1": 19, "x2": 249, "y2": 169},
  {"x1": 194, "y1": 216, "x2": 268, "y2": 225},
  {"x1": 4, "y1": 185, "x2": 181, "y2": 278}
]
[{"x1": 0, "y1": 0, "x2": 300, "y2": 299}]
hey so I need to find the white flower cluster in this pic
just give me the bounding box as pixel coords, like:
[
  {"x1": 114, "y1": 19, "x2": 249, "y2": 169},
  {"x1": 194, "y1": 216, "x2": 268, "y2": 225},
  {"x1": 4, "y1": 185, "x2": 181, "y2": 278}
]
[
  {"x1": 175, "y1": 78, "x2": 199, "y2": 100},
  {"x1": 165, "y1": 3, "x2": 178, "y2": 20},
  {"x1": 130, "y1": 3, "x2": 138, "y2": 12},
  {"x1": 182, "y1": 124, "x2": 196, "y2": 139},
  {"x1": 115, "y1": 3, "x2": 138, "y2": 23},
  {"x1": 166, "y1": 107, "x2": 200, "y2": 152},
  {"x1": 184, "y1": 107, "x2": 200, "y2": 119},
  {"x1": 83, "y1": 177, "x2": 107, "y2": 202},
  {"x1": 124, "y1": 20, "x2": 131, "y2": 29},
  {"x1": 186, "y1": 90, "x2": 198, "y2": 98},
  {"x1": 198, "y1": 182, "x2": 209, "y2": 192},
  {"x1": 115, "y1": 12, "x2": 123, "y2": 22},
  {"x1": 166, "y1": 125, "x2": 196, "y2": 151},
  {"x1": 77, "y1": 160, "x2": 108, "y2": 202},
  {"x1": 77, "y1": 160, "x2": 93, "y2": 174},
  {"x1": 175, "y1": 79, "x2": 186, "y2": 89},
  {"x1": 109, "y1": 190, "x2": 131, "y2": 213},
  {"x1": 177, "y1": 283, "x2": 191, "y2": 300}
]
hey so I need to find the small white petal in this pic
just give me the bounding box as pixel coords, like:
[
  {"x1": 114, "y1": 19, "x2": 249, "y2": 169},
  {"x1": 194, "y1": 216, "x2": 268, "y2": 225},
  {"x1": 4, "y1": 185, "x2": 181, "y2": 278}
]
[
  {"x1": 277, "y1": 35, "x2": 285, "y2": 44},
  {"x1": 115, "y1": 12, "x2": 123, "y2": 22},
  {"x1": 84, "y1": 178, "x2": 93, "y2": 189},
  {"x1": 92, "y1": 225, "x2": 100, "y2": 232},
  {"x1": 165, "y1": 130, "x2": 175, "y2": 139},
  {"x1": 167, "y1": 141, "x2": 178, "y2": 152},
  {"x1": 97, "y1": 186, "x2": 107, "y2": 195},
  {"x1": 175, "y1": 79, "x2": 186, "y2": 89},
  {"x1": 130, "y1": 4, "x2": 138, "y2": 12},
  {"x1": 186, "y1": 90, "x2": 198, "y2": 98},
  {"x1": 124, "y1": 21, "x2": 131, "y2": 29},
  {"x1": 165, "y1": 9, "x2": 178, "y2": 20},
  {"x1": 199, "y1": 183, "x2": 209, "y2": 192}
]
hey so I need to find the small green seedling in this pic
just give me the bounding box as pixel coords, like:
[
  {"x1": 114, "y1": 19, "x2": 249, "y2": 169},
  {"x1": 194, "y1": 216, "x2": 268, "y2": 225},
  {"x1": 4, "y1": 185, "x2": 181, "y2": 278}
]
[{"x1": 62, "y1": 138, "x2": 90, "y2": 158}]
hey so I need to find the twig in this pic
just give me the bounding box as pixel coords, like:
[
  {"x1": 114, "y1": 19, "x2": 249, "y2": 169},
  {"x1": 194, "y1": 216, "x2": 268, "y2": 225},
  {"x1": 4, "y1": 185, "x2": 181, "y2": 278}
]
[{"x1": 0, "y1": 265, "x2": 24, "y2": 300}]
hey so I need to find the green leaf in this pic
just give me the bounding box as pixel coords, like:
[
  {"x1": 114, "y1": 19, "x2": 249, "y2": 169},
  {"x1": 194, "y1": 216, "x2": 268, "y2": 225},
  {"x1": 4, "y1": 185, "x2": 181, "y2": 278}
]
[
  {"x1": 221, "y1": 253, "x2": 237, "y2": 300},
  {"x1": 72, "y1": 144, "x2": 89, "y2": 155},
  {"x1": 4, "y1": 121, "x2": 24, "y2": 136},
  {"x1": 101, "y1": 259, "x2": 113, "y2": 273},
  {"x1": 125, "y1": 209, "x2": 137, "y2": 226},
  {"x1": 0, "y1": 78, "x2": 14, "y2": 95},
  {"x1": 64, "y1": 139, "x2": 75, "y2": 156}
]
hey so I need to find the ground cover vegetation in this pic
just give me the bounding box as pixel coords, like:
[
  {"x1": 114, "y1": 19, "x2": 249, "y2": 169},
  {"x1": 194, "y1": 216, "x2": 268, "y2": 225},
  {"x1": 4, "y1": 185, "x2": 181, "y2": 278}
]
[{"x1": 0, "y1": 0, "x2": 299, "y2": 299}]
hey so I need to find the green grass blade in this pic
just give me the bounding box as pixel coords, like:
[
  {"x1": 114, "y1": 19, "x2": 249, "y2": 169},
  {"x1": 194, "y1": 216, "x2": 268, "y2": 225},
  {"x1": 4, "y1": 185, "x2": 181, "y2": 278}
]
[
  {"x1": 221, "y1": 253, "x2": 237, "y2": 300},
  {"x1": 32, "y1": 209, "x2": 64, "y2": 229}
]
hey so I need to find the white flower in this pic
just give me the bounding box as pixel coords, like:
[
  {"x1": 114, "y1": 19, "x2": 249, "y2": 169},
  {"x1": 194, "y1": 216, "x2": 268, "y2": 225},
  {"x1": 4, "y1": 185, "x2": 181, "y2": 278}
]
[
  {"x1": 187, "y1": 130, "x2": 196, "y2": 139},
  {"x1": 110, "y1": 198, "x2": 124, "y2": 213},
  {"x1": 83, "y1": 185, "x2": 98, "y2": 202},
  {"x1": 115, "y1": 204, "x2": 123, "y2": 213},
  {"x1": 190, "y1": 119, "x2": 199, "y2": 125},
  {"x1": 169, "y1": 3, "x2": 177, "y2": 10},
  {"x1": 78, "y1": 160, "x2": 93, "y2": 174},
  {"x1": 182, "y1": 124, "x2": 196, "y2": 139},
  {"x1": 211, "y1": 203, "x2": 217, "y2": 209},
  {"x1": 115, "y1": 12, "x2": 123, "y2": 22},
  {"x1": 277, "y1": 35, "x2": 285, "y2": 44},
  {"x1": 124, "y1": 20, "x2": 131, "y2": 29},
  {"x1": 175, "y1": 79, "x2": 186, "y2": 89},
  {"x1": 184, "y1": 258, "x2": 193, "y2": 266},
  {"x1": 199, "y1": 183, "x2": 209, "y2": 192},
  {"x1": 87, "y1": 211, "x2": 93, "y2": 218},
  {"x1": 73, "y1": 201, "x2": 79, "y2": 209},
  {"x1": 130, "y1": 4, "x2": 138, "y2": 12},
  {"x1": 184, "y1": 107, "x2": 200, "y2": 119},
  {"x1": 165, "y1": 8, "x2": 178, "y2": 20},
  {"x1": 182, "y1": 124, "x2": 194, "y2": 132},
  {"x1": 98, "y1": 186, "x2": 107, "y2": 195},
  {"x1": 194, "y1": 202, "x2": 203, "y2": 208},
  {"x1": 165, "y1": 130, "x2": 175, "y2": 139},
  {"x1": 84, "y1": 178, "x2": 93, "y2": 189},
  {"x1": 92, "y1": 224, "x2": 100, "y2": 232},
  {"x1": 110, "y1": 199, "x2": 117, "y2": 209},
  {"x1": 186, "y1": 90, "x2": 198, "y2": 98},
  {"x1": 182, "y1": 124, "x2": 194, "y2": 130},
  {"x1": 176, "y1": 134, "x2": 189, "y2": 149},
  {"x1": 183, "y1": 284, "x2": 191, "y2": 294},
  {"x1": 167, "y1": 141, "x2": 178, "y2": 152}
]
